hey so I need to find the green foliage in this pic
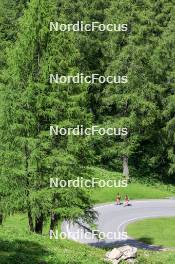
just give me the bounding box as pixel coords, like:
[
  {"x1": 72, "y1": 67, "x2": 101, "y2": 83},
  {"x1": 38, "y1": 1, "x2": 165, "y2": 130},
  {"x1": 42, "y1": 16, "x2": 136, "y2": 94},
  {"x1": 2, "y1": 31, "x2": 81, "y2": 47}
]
[
  {"x1": 0, "y1": 0, "x2": 28, "y2": 220},
  {"x1": 151, "y1": 9, "x2": 175, "y2": 180},
  {"x1": 96, "y1": 0, "x2": 175, "y2": 180},
  {"x1": 0, "y1": 0, "x2": 175, "y2": 237},
  {"x1": 1, "y1": 0, "x2": 96, "y2": 229}
]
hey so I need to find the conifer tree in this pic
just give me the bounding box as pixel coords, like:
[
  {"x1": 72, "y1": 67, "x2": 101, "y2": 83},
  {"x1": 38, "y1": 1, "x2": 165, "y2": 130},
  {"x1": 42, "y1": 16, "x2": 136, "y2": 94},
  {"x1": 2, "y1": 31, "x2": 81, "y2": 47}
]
[
  {"x1": 0, "y1": 0, "x2": 28, "y2": 224},
  {"x1": 100, "y1": 0, "x2": 174, "y2": 178},
  {"x1": 151, "y1": 9, "x2": 175, "y2": 182},
  {"x1": 2, "y1": 0, "x2": 95, "y2": 233}
]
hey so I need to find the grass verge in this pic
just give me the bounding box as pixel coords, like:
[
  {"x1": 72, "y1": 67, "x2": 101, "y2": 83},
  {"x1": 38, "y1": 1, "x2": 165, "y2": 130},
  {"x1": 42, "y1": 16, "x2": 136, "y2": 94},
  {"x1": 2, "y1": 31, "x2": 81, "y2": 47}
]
[
  {"x1": 0, "y1": 214, "x2": 105, "y2": 264},
  {"x1": 1, "y1": 215, "x2": 175, "y2": 263},
  {"x1": 127, "y1": 217, "x2": 175, "y2": 247}
]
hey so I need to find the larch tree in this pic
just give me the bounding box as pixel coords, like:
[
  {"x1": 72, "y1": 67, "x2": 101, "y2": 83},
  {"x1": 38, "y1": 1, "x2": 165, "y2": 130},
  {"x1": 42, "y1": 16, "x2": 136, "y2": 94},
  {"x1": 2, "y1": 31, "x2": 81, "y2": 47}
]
[
  {"x1": 2, "y1": 0, "x2": 95, "y2": 234},
  {"x1": 0, "y1": 0, "x2": 28, "y2": 224},
  {"x1": 100, "y1": 0, "x2": 173, "y2": 179},
  {"x1": 151, "y1": 8, "x2": 175, "y2": 182}
]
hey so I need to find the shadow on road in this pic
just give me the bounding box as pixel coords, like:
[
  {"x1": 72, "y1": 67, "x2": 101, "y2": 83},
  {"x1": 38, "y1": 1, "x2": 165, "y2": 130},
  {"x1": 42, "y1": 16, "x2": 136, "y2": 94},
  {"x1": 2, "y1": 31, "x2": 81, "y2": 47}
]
[{"x1": 88, "y1": 238, "x2": 164, "y2": 251}]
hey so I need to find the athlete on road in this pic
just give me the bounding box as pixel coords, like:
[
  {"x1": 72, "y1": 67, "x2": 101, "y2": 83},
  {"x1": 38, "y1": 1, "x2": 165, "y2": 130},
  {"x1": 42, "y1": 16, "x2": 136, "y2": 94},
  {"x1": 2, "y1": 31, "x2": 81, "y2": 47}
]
[
  {"x1": 124, "y1": 195, "x2": 130, "y2": 206},
  {"x1": 116, "y1": 193, "x2": 121, "y2": 205}
]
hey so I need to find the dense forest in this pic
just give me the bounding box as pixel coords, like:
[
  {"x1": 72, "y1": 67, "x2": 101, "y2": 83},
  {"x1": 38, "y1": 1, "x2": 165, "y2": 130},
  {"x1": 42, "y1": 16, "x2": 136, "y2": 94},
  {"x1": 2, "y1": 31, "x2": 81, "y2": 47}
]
[{"x1": 0, "y1": 0, "x2": 175, "y2": 235}]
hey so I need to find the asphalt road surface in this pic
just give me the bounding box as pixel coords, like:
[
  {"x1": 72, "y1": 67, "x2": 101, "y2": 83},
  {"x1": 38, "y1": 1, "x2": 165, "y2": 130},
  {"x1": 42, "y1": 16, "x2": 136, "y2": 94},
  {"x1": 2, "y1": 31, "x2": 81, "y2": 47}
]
[{"x1": 62, "y1": 199, "x2": 175, "y2": 250}]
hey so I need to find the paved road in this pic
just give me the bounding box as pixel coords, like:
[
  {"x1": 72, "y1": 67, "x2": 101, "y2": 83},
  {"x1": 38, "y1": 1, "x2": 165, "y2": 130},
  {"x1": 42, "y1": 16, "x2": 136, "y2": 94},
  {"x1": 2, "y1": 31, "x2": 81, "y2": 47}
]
[{"x1": 62, "y1": 199, "x2": 175, "y2": 250}]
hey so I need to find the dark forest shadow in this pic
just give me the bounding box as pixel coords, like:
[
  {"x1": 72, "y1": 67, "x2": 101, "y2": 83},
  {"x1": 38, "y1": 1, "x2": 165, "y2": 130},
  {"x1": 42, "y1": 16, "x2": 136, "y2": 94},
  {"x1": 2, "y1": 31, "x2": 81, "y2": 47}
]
[{"x1": 0, "y1": 239, "x2": 64, "y2": 264}]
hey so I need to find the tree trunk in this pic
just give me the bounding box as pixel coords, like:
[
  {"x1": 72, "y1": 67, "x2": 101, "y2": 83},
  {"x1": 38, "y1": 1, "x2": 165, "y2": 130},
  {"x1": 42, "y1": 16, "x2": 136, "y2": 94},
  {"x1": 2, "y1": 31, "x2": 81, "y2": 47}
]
[
  {"x1": 35, "y1": 215, "x2": 44, "y2": 234},
  {"x1": 123, "y1": 156, "x2": 129, "y2": 178},
  {"x1": 50, "y1": 213, "x2": 59, "y2": 230},
  {"x1": 0, "y1": 214, "x2": 3, "y2": 225},
  {"x1": 24, "y1": 143, "x2": 34, "y2": 232},
  {"x1": 28, "y1": 210, "x2": 34, "y2": 232}
]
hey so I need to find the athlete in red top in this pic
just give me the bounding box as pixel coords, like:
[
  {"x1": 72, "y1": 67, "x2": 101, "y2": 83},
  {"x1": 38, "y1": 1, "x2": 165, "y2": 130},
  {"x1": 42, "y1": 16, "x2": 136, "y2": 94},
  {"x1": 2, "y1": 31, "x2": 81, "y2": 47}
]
[{"x1": 124, "y1": 195, "x2": 129, "y2": 206}]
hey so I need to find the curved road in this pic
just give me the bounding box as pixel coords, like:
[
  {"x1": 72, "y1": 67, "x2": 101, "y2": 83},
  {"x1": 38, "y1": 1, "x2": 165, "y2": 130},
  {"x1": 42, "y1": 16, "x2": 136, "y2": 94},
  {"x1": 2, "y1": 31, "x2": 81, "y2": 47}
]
[{"x1": 62, "y1": 199, "x2": 175, "y2": 250}]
